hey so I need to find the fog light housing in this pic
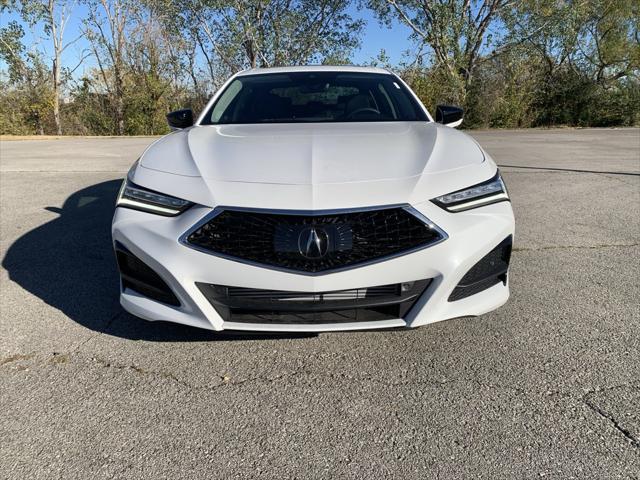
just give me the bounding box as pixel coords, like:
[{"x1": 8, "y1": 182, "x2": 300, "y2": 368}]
[
  {"x1": 115, "y1": 243, "x2": 180, "y2": 306},
  {"x1": 448, "y1": 236, "x2": 512, "y2": 301}
]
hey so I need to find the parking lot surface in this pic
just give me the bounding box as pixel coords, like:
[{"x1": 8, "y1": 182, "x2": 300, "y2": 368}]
[{"x1": 1, "y1": 128, "x2": 639, "y2": 479}]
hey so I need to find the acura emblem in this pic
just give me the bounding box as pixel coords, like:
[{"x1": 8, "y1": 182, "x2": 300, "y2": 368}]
[{"x1": 298, "y1": 226, "x2": 329, "y2": 258}]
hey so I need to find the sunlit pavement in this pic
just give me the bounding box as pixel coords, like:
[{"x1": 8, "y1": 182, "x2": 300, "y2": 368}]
[{"x1": 1, "y1": 129, "x2": 639, "y2": 479}]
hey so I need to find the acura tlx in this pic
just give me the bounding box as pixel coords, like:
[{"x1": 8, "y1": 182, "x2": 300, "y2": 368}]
[{"x1": 112, "y1": 66, "x2": 515, "y2": 332}]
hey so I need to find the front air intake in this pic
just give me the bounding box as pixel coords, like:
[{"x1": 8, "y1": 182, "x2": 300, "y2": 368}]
[
  {"x1": 197, "y1": 280, "x2": 431, "y2": 324},
  {"x1": 448, "y1": 236, "x2": 512, "y2": 302},
  {"x1": 115, "y1": 243, "x2": 180, "y2": 306}
]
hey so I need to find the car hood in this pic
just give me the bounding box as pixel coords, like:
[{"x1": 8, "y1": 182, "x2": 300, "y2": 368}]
[{"x1": 134, "y1": 122, "x2": 495, "y2": 209}]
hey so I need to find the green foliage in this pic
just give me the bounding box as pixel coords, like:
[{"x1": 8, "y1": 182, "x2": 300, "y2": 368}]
[
  {"x1": 0, "y1": 20, "x2": 26, "y2": 82},
  {"x1": 0, "y1": 18, "x2": 55, "y2": 135},
  {"x1": 398, "y1": 0, "x2": 639, "y2": 128},
  {"x1": 0, "y1": 0, "x2": 638, "y2": 135},
  {"x1": 65, "y1": 77, "x2": 117, "y2": 135},
  {"x1": 177, "y1": 0, "x2": 364, "y2": 71}
]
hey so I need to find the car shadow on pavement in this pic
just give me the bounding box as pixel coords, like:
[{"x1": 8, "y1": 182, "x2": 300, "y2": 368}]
[{"x1": 2, "y1": 180, "x2": 312, "y2": 342}]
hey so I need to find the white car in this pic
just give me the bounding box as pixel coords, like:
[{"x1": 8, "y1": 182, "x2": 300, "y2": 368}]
[{"x1": 112, "y1": 66, "x2": 514, "y2": 332}]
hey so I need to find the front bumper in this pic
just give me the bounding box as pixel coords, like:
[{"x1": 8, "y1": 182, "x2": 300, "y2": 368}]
[{"x1": 112, "y1": 200, "x2": 514, "y2": 332}]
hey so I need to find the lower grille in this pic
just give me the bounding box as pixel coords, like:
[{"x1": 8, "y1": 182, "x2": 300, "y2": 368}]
[
  {"x1": 115, "y1": 243, "x2": 180, "y2": 306},
  {"x1": 226, "y1": 284, "x2": 399, "y2": 300},
  {"x1": 448, "y1": 236, "x2": 512, "y2": 302},
  {"x1": 197, "y1": 280, "x2": 431, "y2": 324},
  {"x1": 227, "y1": 307, "x2": 400, "y2": 325}
]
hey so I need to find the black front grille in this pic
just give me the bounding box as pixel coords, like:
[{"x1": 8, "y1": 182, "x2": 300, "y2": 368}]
[
  {"x1": 185, "y1": 207, "x2": 445, "y2": 274},
  {"x1": 197, "y1": 280, "x2": 431, "y2": 324}
]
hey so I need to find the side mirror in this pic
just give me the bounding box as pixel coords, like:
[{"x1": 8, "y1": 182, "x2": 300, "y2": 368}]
[
  {"x1": 166, "y1": 109, "x2": 194, "y2": 130},
  {"x1": 435, "y1": 105, "x2": 463, "y2": 128}
]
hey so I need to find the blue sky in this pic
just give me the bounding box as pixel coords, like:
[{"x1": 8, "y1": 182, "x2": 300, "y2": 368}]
[
  {"x1": 0, "y1": 3, "x2": 416, "y2": 76},
  {"x1": 349, "y1": 6, "x2": 415, "y2": 64}
]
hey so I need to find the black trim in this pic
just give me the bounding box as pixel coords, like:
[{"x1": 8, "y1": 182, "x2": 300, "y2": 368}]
[
  {"x1": 115, "y1": 243, "x2": 180, "y2": 306},
  {"x1": 448, "y1": 236, "x2": 512, "y2": 302},
  {"x1": 435, "y1": 105, "x2": 463, "y2": 125},
  {"x1": 197, "y1": 280, "x2": 431, "y2": 324},
  {"x1": 166, "y1": 109, "x2": 194, "y2": 129}
]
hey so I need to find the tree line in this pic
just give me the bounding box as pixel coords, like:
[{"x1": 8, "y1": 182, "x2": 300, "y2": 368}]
[{"x1": 0, "y1": 0, "x2": 638, "y2": 135}]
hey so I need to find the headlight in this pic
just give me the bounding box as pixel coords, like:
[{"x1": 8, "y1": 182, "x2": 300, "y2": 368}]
[
  {"x1": 431, "y1": 171, "x2": 509, "y2": 212},
  {"x1": 116, "y1": 178, "x2": 193, "y2": 216}
]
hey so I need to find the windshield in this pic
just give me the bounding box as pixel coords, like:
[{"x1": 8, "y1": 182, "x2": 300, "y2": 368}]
[{"x1": 201, "y1": 72, "x2": 428, "y2": 124}]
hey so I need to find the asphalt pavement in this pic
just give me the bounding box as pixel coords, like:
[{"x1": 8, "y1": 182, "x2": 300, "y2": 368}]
[{"x1": 1, "y1": 128, "x2": 639, "y2": 479}]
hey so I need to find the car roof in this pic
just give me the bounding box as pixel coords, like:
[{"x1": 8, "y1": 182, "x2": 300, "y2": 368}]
[{"x1": 235, "y1": 65, "x2": 393, "y2": 77}]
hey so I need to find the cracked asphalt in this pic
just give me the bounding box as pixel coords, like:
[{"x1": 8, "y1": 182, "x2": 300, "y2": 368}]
[{"x1": 1, "y1": 128, "x2": 639, "y2": 479}]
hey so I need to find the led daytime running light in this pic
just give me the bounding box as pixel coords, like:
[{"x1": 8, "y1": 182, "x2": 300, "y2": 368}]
[
  {"x1": 432, "y1": 172, "x2": 509, "y2": 212},
  {"x1": 116, "y1": 179, "x2": 192, "y2": 216}
]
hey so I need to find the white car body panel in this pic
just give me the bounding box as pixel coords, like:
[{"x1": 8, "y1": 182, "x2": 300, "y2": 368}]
[
  {"x1": 136, "y1": 122, "x2": 491, "y2": 210},
  {"x1": 113, "y1": 66, "x2": 514, "y2": 332}
]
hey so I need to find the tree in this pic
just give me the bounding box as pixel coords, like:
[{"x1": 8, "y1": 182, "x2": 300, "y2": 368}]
[
  {"x1": 178, "y1": 0, "x2": 363, "y2": 74},
  {"x1": 84, "y1": 0, "x2": 130, "y2": 134},
  {"x1": 575, "y1": 0, "x2": 639, "y2": 86},
  {"x1": 502, "y1": 0, "x2": 639, "y2": 126},
  {"x1": 0, "y1": 9, "x2": 54, "y2": 134},
  {"x1": 1, "y1": 0, "x2": 639, "y2": 134},
  {"x1": 0, "y1": 18, "x2": 27, "y2": 83},
  {"x1": 45, "y1": 0, "x2": 87, "y2": 134},
  {"x1": 368, "y1": 0, "x2": 517, "y2": 105},
  {"x1": 11, "y1": 0, "x2": 87, "y2": 134}
]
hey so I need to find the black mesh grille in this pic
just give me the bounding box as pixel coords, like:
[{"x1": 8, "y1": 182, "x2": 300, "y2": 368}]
[
  {"x1": 197, "y1": 280, "x2": 430, "y2": 324},
  {"x1": 447, "y1": 276, "x2": 504, "y2": 302},
  {"x1": 448, "y1": 236, "x2": 512, "y2": 302},
  {"x1": 115, "y1": 244, "x2": 180, "y2": 306},
  {"x1": 185, "y1": 207, "x2": 444, "y2": 273},
  {"x1": 225, "y1": 284, "x2": 399, "y2": 300},
  {"x1": 226, "y1": 307, "x2": 398, "y2": 325}
]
